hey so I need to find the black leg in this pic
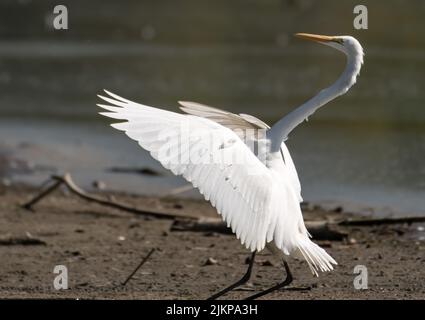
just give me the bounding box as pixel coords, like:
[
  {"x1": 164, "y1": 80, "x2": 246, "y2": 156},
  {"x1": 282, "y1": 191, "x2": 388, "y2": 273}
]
[
  {"x1": 244, "y1": 260, "x2": 293, "y2": 300},
  {"x1": 207, "y1": 251, "x2": 256, "y2": 300}
]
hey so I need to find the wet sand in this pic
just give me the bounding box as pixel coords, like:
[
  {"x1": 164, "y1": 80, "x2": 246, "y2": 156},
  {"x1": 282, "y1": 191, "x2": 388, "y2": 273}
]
[{"x1": 0, "y1": 184, "x2": 424, "y2": 299}]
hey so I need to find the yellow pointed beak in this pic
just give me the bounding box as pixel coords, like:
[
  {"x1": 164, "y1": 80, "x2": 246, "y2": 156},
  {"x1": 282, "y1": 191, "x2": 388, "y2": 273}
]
[{"x1": 295, "y1": 33, "x2": 336, "y2": 43}]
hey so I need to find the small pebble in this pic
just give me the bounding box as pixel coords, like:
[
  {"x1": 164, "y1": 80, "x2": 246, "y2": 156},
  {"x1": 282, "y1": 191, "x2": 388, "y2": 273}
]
[
  {"x1": 92, "y1": 180, "x2": 106, "y2": 190},
  {"x1": 77, "y1": 282, "x2": 88, "y2": 287},
  {"x1": 118, "y1": 236, "x2": 126, "y2": 241},
  {"x1": 203, "y1": 232, "x2": 219, "y2": 237},
  {"x1": 348, "y1": 238, "x2": 357, "y2": 244},
  {"x1": 204, "y1": 257, "x2": 218, "y2": 266},
  {"x1": 260, "y1": 259, "x2": 276, "y2": 267}
]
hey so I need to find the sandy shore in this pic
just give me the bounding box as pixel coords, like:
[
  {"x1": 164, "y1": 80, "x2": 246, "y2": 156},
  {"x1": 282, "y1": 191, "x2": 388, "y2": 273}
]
[{"x1": 0, "y1": 185, "x2": 424, "y2": 299}]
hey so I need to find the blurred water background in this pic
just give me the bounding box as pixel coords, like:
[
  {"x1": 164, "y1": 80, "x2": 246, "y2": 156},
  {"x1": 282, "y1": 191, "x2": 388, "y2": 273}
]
[{"x1": 0, "y1": 0, "x2": 424, "y2": 216}]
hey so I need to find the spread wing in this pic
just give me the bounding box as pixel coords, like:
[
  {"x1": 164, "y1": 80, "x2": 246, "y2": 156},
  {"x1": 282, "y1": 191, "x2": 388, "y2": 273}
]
[
  {"x1": 179, "y1": 100, "x2": 302, "y2": 202},
  {"x1": 98, "y1": 90, "x2": 279, "y2": 251},
  {"x1": 97, "y1": 91, "x2": 337, "y2": 275}
]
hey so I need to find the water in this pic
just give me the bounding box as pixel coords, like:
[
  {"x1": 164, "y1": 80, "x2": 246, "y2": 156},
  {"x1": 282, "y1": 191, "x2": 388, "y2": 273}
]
[{"x1": 0, "y1": 0, "x2": 424, "y2": 216}]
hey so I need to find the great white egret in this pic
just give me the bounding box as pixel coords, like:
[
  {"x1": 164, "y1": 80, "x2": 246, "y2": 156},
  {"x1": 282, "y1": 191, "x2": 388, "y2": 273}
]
[{"x1": 97, "y1": 33, "x2": 364, "y2": 299}]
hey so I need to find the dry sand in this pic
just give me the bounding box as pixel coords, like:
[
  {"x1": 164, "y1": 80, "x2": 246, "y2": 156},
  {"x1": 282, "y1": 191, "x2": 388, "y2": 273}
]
[{"x1": 0, "y1": 185, "x2": 424, "y2": 299}]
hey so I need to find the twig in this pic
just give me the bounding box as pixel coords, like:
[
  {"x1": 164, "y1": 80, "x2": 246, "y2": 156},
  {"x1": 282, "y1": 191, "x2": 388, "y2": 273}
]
[
  {"x1": 22, "y1": 173, "x2": 198, "y2": 220},
  {"x1": 171, "y1": 215, "x2": 425, "y2": 239},
  {"x1": 122, "y1": 248, "x2": 156, "y2": 286},
  {"x1": 22, "y1": 179, "x2": 63, "y2": 211},
  {"x1": 171, "y1": 218, "x2": 348, "y2": 241},
  {"x1": 338, "y1": 216, "x2": 425, "y2": 226}
]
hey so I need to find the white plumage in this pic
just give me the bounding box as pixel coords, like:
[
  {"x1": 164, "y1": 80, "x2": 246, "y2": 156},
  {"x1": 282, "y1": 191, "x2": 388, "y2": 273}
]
[
  {"x1": 97, "y1": 33, "x2": 365, "y2": 277},
  {"x1": 98, "y1": 90, "x2": 335, "y2": 275}
]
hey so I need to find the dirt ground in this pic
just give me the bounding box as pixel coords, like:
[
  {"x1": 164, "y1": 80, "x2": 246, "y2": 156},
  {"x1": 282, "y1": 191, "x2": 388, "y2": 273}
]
[{"x1": 0, "y1": 185, "x2": 424, "y2": 300}]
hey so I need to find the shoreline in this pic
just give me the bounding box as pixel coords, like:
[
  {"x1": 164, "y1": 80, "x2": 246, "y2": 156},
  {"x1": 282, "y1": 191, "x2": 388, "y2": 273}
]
[{"x1": 1, "y1": 119, "x2": 424, "y2": 218}]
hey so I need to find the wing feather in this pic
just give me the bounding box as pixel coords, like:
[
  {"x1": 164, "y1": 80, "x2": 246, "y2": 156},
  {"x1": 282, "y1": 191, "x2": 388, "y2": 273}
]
[{"x1": 99, "y1": 90, "x2": 276, "y2": 252}]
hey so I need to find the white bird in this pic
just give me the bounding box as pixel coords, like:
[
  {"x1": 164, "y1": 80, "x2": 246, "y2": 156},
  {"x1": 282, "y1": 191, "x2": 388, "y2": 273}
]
[{"x1": 97, "y1": 33, "x2": 364, "y2": 299}]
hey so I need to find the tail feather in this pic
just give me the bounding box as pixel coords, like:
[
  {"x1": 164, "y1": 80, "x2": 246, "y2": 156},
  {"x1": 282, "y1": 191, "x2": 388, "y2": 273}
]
[{"x1": 297, "y1": 238, "x2": 337, "y2": 277}]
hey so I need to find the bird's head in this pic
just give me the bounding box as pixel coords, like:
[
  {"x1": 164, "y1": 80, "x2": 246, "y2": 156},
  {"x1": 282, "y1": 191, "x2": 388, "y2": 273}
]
[
  {"x1": 295, "y1": 33, "x2": 364, "y2": 90},
  {"x1": 295, "y1": 33, "x2": 364, "y2": 60}
]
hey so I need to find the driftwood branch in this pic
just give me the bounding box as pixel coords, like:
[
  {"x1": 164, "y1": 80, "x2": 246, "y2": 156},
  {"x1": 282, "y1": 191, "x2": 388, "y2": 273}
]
[
  {"x1": 21, "y1": 173, "x2": 198, "y2": 220},
  {"x1": 171, "y1": 217, "x2": 348, "y2": 241},
  {"x1": 339, "y1": 216, "x2": 425, "y2": 226},
  {"x1": 22, "y1": 173, "x2": 425, "y2": 241},
  {"x1": 173, "y1": 215, "x2": 425, "y2": 239},
  {"x1": 22, "y1": 179, "x2": 63, "y2": 211}
]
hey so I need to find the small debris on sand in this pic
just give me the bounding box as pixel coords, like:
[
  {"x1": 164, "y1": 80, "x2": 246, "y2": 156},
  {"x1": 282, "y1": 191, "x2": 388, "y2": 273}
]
[
  {"x1": 203, "y1": 257, "x2": 218, "y2": 266},
  {"x1": 0, "y1": 233, "x2": 46, "y2": 246},
  {"x1": 92, "y1": 180, "x2": 106, "y2": 190}
]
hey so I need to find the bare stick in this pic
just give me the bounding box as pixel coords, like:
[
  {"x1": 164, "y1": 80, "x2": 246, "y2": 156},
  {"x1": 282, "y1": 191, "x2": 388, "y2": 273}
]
[
  {"x1": 339, "y1": 216, "x2": 425, "y2": 226},
  {"x1": 171, "y1": 215, "x2": 425, "y2": 239},
  {"x1": 22, "y1": 173, "x2": 198, "y2": 220},
  {"x1": 122, "y1": 248, "x2": 156, "y2": 286},
  {"x1": 22, "y1": 179, "x2": 63, "y2": 210},
  {"x1": 172, "y1": 217, "x2": 348, "y2": 241}
]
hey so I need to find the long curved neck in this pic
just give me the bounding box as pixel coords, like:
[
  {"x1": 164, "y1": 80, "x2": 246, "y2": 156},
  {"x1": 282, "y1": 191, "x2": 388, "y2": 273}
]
[{"x1": 268, "y1": 49, "x2": 363, "y2": 152}]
